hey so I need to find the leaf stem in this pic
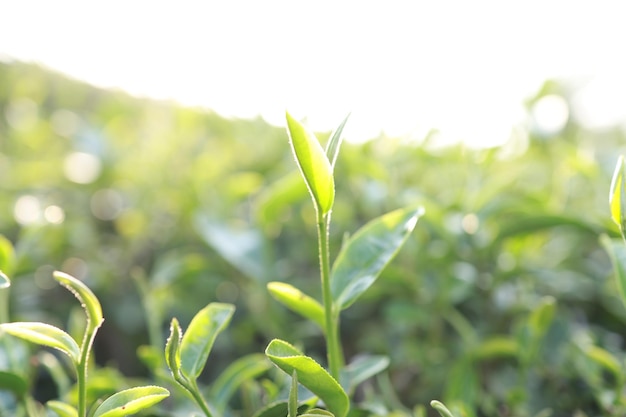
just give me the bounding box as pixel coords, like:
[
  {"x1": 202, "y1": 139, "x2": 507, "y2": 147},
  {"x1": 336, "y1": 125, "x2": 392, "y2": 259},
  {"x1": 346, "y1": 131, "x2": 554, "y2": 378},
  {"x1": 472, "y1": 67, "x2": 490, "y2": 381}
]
[
  {"x1": 317, "y1": 211, "x2": 343, "y2": 380},
  {"x1": 186, "y1": 379, "x2": 214, "y2": 417}
]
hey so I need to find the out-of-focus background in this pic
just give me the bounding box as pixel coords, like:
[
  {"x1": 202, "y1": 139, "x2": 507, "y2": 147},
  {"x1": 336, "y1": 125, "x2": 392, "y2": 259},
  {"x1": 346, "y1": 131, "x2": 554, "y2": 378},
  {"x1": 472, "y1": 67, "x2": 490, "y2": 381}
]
[{"x1": 2, "y1": 1, "x2": 626, "y2": 416}]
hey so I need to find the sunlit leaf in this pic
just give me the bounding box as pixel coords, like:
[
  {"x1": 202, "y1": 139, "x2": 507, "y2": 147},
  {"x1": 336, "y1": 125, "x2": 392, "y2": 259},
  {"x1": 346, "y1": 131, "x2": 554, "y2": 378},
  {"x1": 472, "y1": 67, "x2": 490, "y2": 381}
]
[
  {"x1": 47, "y1": 400, "x2": 78, "y2": 417},
  {"x1": 325, "y1": 113, "x2": 350, "y2": 170},
  {"x1": 583, "y1": 345, "x2": 623, "y2": 383},
  {"x1": 286, "y1": 112, "x2": 334, "y2": 215},
  {"x1": 600, "y1": 235, "x2": 626, "y2": 309},
  {"x1": 0, "y1": 322, "x2": 80, "y2": 363},
  {"x1": 0, "y1": 371, "x2": 28, "y2": 397},
  {"x1": 0, "y1": 270, "x2": 9, "y2": 289},
  {"x1": 0, "y1": 235, "x2": 16, "y2": 276},
  {"x1": 267, "y1": 282, "x2": 325, "y2": 329},
  {"x1": 165, "y1": 318, "x2": 183, "y2": 380},
  {"x1": 92, "y1": 385, "x2": 169, "y2": 417},
  {"x1": 53, "y1": 271, "x2": 104, "y2": 334},
  {"x1": 265, "y1": 339, "x2": 349, "y2": 417},
  {"x1": 472, "y1": 337, "x2": 519, "y2": 361},
  {"x1": 610, "y1": 155, "x2": 626, "y2": 234},
  {"x1": 430, "y1": 400, "x2": 457, "y2": 417},
  {"x1": 180, "y1": 303, "x2": 235, "y2": 379},
  {"x1": 209, "y1": 353, "x2": 272, "y2": 413},
  {"x1": 331, "y1": 206, "x2": 424, "y2": 310}
]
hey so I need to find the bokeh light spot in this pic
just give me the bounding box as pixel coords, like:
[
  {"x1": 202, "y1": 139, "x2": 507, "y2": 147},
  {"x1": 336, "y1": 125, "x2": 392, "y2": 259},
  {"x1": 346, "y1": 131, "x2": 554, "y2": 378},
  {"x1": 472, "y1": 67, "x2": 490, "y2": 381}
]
[
  {"x1": 63, "y1": 152, "x2": 102, "y2": 184},
  {"x1": 531, "y1": 94, "x2": 569, "y2": 135},
  {"x1": 44, "y1": 205, "x2": 65, "y2": 224},
  {"x1": 91, "y1": 189, "x2": 125, "y2": 220},
  {"x1": 14, "y1": 195, "x2": 42, "y2": 225}
]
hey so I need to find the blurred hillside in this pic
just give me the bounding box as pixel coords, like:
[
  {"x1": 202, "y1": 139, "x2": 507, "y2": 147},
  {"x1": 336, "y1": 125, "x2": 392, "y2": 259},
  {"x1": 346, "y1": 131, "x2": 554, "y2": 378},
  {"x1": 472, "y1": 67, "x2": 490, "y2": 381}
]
[{"x1": 2, "y1": 60, "x2": 626, "y2": 415}]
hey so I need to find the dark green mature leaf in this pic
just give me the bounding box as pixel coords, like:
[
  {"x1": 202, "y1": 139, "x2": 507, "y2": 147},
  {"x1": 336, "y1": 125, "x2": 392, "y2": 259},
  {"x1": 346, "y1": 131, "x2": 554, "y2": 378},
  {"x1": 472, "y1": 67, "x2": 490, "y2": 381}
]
[
  {"x1": 46, "y1": 401, "x2": 78, "y2": 417},
  {"x1": 267, "y1": 282, "x2": 325, "y2": 329},
  {"x1": 600, "y1": 235, "x2": 626, "y2": 309},
  {"x1": 286, "y1": 112, "x2": 334, "y2": 215},
  {"x1": 53, "y1": 271, "x2": 104, "y2": 334},
  {"x1": 165, "y1": 318, "x2": 183, "y2": 380},
  {"x1": 265, "y1": 339, "x2": 349, "y2": 417},
  {"x1": 0, "y1": 322, "x2": 80, "y2": 363},
  {"x1": 92, "y1": 385, "x2": 169, "y2": 417},
  {"x1": 325, "y1": 113, "x2": 350, "y2": 170},
  {"x1": 0, "y1": 371, "x2": 28, "y2": 397},
  {"x1": 331, "y1": 206, "x2": 424, "y2": 310},
  {"x1": 610, "y1": 155, "x2": 626, "y2": 235},
  {"x1": 180, "y1": 303, "x2": 235, "y2": 379},
  {"x1": 209, "y1": 353, "x2": 272, "y2": 413}
]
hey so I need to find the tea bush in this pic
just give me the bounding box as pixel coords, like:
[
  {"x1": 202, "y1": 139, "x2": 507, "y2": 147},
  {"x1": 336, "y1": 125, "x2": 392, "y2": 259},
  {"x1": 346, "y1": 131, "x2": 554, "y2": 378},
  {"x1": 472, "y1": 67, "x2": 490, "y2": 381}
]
[{"x1": 1, "y1": 61, "x2": 626, "y2": 416}]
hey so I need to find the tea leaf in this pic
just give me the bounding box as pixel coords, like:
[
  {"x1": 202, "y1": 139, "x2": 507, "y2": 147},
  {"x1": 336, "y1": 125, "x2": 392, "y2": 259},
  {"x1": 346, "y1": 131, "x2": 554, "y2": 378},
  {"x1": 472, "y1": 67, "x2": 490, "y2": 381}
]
[
  {"x1": 92, "y1": 385, "x2": 169, "y2": 417},
  {"x1": 0, "y1": 270, "x2": 8, "y2": 289},
  {"x1": 46, "y1": 400, "x2": 78, "y2": 417},
  {"x1": 165, "y1": 318, "x2": 183, "y2": 380},
  {"x1": 53, "y1": 271, "x2": 104, "y2": 334},
  {"x1": 430, "y1": 400, "x2": 457, "y2": 417},
  {"x1": 180, "y1": 302, "x2": 235, "y2": 379},
  {"x1": 0, "y1": 322, "x2": 80, "y2": 363},
  {"x1": 610, "y1": 155, "x2": 626, "y2": 234},
  {"x1": 583, "y1": 345, "x2": 623, "y2": 382},
  {"x1": 0, "y1": 235, "x2": 15, "y2": 276},
  {"x1": 265, "y1": 339, "x2": 349, "y2": 417},
  {"x1": 340, "y1": 355, "x2": 389, "y2": 393},
  {"x1": 300, "y1": 409, "x2": 335, "y2": 417},
  {"x1": 209, "y1": 353, "x2": 272, "y2": 413},
  {"x1": 267, "y1": 282, "x2": 325, "y2": 329},
  {"x1": 600, "y1": 235, "x2": 626, "y2": 309},
  {"x1": 286, "y1": 112, "x2": 334, "y2": 215},
  {"x1": 325, "y1": 113, "x2": 350, "y2": 170},
  {"x1": 331, "y1": 206, "x2": 424, "y2": 310},
  {"x1": 0, "y1": 371, "x2": 28, "y2": 397}
]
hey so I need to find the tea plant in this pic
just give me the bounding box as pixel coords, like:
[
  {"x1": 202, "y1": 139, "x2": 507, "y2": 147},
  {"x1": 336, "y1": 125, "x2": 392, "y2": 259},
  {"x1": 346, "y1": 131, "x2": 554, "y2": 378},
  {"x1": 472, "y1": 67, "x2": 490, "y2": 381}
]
[{"x1": 0, "y1": 269, "x2": 169, "y2": 417}]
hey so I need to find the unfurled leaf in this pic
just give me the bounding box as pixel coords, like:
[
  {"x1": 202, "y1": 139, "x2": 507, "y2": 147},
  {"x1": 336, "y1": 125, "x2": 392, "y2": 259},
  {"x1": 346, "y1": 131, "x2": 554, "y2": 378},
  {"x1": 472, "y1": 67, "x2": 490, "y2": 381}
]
[
  {"x1": 209, "y1": 353, "x2": 272, "y2": 413},
  {"x1": 0, "y1": 371, "x2": 28, "y2": 397},
  {"x1": 53, "y1": 271, "x2": 104, "y2": 334},
  {"x1": 267, "y1": 282, "x2": 325, "y2": 329},
  {"x1": 340, "y1": 355, "x2": 389, "y2": 393},
  {"x1": 610, "y1": 155, "x2": 625, "y2": 234},
  {"x1": 331, "y1": 206, "x2": 424, "y2": 310},
  {"x1": 265, "y1": 339, "x2": 349, "y2": 417},
  {"x1": 0, "y1": 322, "x2": 80, "y2": 363},
  {"x1": 92, "y1": 385, "x2": 169, "y2": 417},
  {"x1": 600, "y1": 235, "x2": 626, "y2": 310},
  {"x1": 180, "y1": 303, "x2": 235, "y2": 379},
  {"x1": 47, "y1": 400, "x2": 78, "y2": 417},
  {"x1": 286, "y1": 112, "x2": 334, "y2": 215},
  {"x1": 325, "y1": 113, "x2": 350, "y2": 170},
  {"x1": 165, "y1": 318, "x2": 183, "y2": 380}
]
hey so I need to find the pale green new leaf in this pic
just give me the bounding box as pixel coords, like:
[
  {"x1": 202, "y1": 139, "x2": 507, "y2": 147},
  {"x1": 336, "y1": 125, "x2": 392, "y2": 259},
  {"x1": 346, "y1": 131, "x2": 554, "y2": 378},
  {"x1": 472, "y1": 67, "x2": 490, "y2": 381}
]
[
  {"x1": 267, "y1": 282, "x2": 325, "y2": 329},
  {"x1": 180, "y1": 303, "x2": 235, "y2": 379},
  {"x1": 165, "y1": 318, "x2": 183, "y2": 380},
  {"x1": 0, "y1": 322, "x2": 80, "y2": 363},
  {"x1": 92, "y1": 385, "x2": 169, "y2": 417},
  {"x1": 325, "y1": 113, "x2": 350, "y2": 170},
  {"x1": 0, "y1": 234, "x2": 16, "y2": 276},
  {"x1": 47, "y1": 400, "x2": 78, "y2": 417},
  {"x1": 53, "y1": 271, "x2": 104, "y2": 334},
  {"x1": 610, "y1": 155, "x2": 625, "y2": 234},
  {"x1": 265, "y1": 339, "x2": 349, "y2": 417},
  {"x1": 331, "y1": 206, "x2": 424, "y2": 310},
  {"x1": 430, "y1": 400, "x2": 457, "y2": 417},
  {"x1": 286, "y1": 112, "x2": 334, "y2": 215},
  {"x1": 600, "y1": 235, "x2": 626, "y2": 309}
]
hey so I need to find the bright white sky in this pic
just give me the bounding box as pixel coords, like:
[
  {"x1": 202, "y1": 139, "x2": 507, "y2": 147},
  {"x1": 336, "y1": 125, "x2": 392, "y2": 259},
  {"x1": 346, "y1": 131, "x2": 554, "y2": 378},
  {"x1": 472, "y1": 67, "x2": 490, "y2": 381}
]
[{"x1": 2, "y1": 0, "x2": 626, "y2": 147}]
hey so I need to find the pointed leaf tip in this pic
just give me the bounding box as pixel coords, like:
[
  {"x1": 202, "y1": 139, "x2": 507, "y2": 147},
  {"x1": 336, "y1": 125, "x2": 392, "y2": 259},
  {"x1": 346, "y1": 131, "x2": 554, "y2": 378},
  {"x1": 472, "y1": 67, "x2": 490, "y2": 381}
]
[
  {"x1": 610, "y1": 155, "x2": 626, "y2": 234},
  {"x1": 285, "y1": 112, "x2": 335, "y2": 215}
]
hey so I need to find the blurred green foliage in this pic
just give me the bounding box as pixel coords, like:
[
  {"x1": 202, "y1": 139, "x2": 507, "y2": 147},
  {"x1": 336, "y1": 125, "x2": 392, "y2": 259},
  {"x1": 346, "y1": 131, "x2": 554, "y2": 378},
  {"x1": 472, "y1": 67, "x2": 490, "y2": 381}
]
[{"x1": 1, "y1": 60, "x2": 626, "y2": 416}]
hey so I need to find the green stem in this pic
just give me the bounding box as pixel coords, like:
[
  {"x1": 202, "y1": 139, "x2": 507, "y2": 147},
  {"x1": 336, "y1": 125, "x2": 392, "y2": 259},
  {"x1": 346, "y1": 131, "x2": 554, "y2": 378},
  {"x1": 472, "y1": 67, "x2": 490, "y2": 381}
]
[
  {"x1": 186, "y1": 379, "x2": 214, "y2": 417},
  {"x1": 317, "y1": 211, "x2": 343, "y2": 380},
  {"x1": 77, "y1": 326, "x2": 100, "y2": 417}
]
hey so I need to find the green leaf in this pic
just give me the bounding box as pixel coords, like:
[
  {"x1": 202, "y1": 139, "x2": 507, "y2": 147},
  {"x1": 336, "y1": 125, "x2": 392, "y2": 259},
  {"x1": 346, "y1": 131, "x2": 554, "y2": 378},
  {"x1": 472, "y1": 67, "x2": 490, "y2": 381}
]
[
  {"x1": 209, "y1": 353, "x2": 272, "y2": 413},
  {"x1": 300, "y1": 408, "x2": 335, "y2": 417},
  {"x1": 47, "y1": 400, "x2": 78, "y2": 417},
  {"x1": 600, "y1": 235, "x2": 626, "y2": 310},
  {"x1": 340, "y1": 355, "x2": 389, "y2": 393},
  {"x1": 252, "y1": 401, "x2": 291, "y2": 417},
  {"x1": 0, "y1": 322, "x2": 80, "y2": 363},
  {"x1": 267, "y1": 282, "x2": 325, "y2": 329},
  {"x1": 0, "y1": 370, "x2": 28, "y2": 397},
  {"x1": 180, "y1": 302, "x2": 235, "y2": 379},
  {"x1": 265, "y1": 339, "x2": 349, "y2": 417},
  {"x1": 0, "y1": 270, "x2": 9, "y2": 290},
  {"x1": 325, "y1": 113, "x2": 350, "y2": 170},
  {"x1": 331, "y1": 206, "x2": 424, "y2": 310},
  {"x1": 430, "y1": 400, "x2": 457, "y2": 417},
  {"x1": 610, "y1": 155, "x2": 626, "y2": 234},
  {"x1": 165, "y1": 318, "x2": 183, "y2": 380},
  {"x1": 286, "y1": 112, "x2": 335, "y2": 215},
  {"x1": 472, "y1": 337, "x2": 519, "y2": 361},
  {"x1": 583, "y1": 345, "x2": 623, "y2": 382},
  {"x1": 92, "y1": 385, "x2": 169, "y2": 417},
  {"x1": 256, "y1": 172, "x2": 308, "y2": 228},
  {"x1": 0, "y1": 235, "x2": 16, "y2": 276},
  {"x1": 53, "y1": 271, "x2": 104, "y2": 334}
]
